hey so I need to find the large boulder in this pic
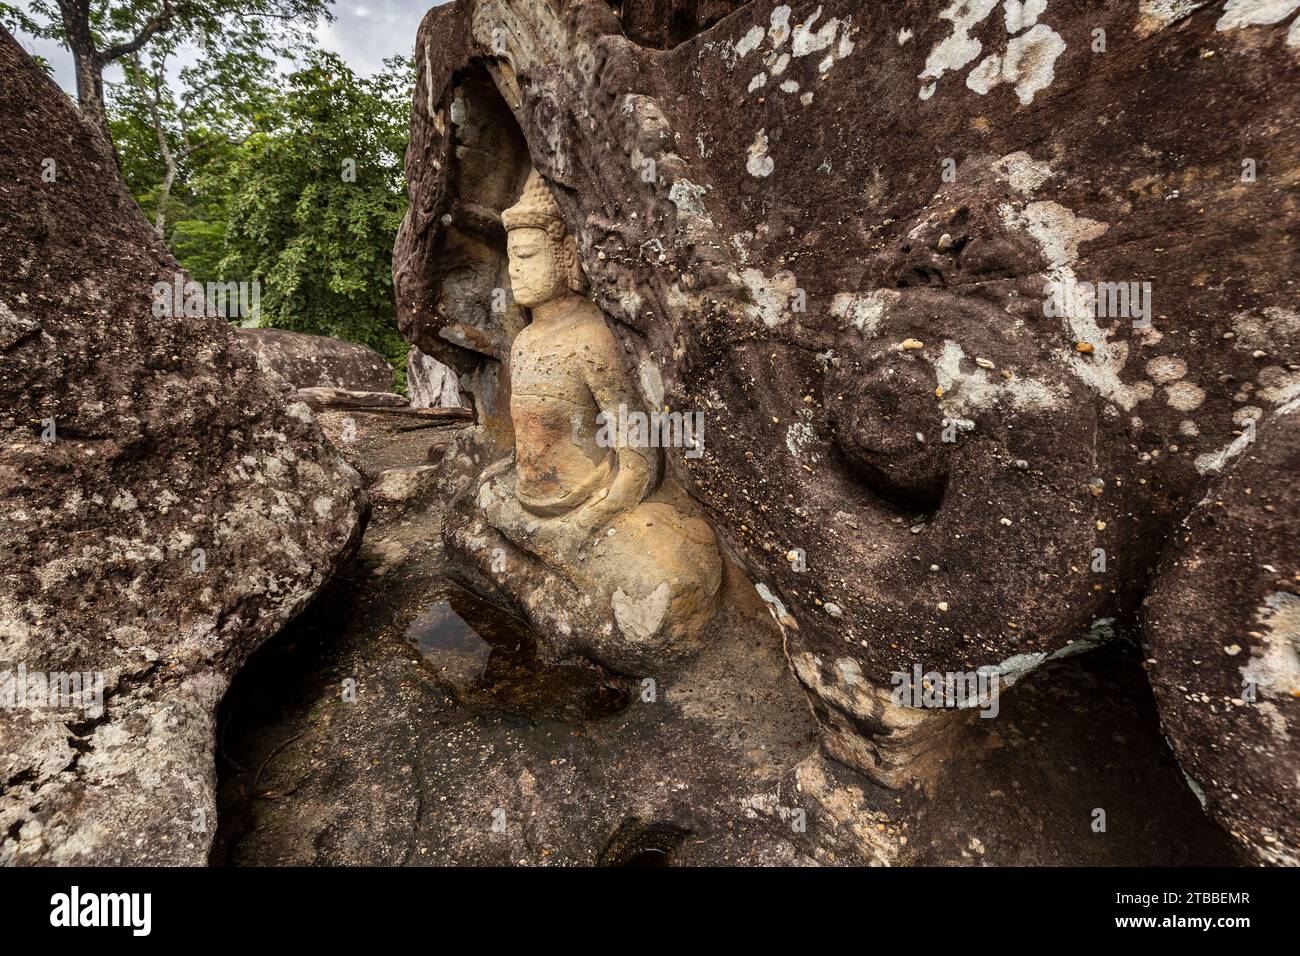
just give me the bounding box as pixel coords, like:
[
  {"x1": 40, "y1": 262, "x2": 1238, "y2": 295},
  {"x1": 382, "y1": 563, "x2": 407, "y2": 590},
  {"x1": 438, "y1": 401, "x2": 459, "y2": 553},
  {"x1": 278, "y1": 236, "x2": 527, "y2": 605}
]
[
  {"x1": 0, "y1": 29, "x2": 367, "y2": 864},
  {"x1": 1144, "y1": 399, "x2": 1300, "y2": 865},
  {"x1": 394, "y1": 0, "x2": 1299, "y2": 861},
  {"x1": 235, "y1": 327, "x2": 395, "y2": 393}
]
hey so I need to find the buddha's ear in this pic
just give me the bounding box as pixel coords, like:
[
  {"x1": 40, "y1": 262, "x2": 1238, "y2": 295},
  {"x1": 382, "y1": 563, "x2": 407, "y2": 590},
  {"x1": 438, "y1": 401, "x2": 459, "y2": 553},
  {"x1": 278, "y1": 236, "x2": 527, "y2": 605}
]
[{"x1": 562, "y1": 233, "x2": 589, "y2": 293}]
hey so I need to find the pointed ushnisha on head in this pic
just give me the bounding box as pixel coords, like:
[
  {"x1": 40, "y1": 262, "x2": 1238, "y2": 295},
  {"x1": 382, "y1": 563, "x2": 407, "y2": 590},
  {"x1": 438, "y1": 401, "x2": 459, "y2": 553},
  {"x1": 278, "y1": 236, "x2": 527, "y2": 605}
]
[
  {"x1": 503, "y1": 168, "x2": 564, "y2": 231},
  {"x1": 502, "y1": 169, "x2": 587, "y2": 294}
]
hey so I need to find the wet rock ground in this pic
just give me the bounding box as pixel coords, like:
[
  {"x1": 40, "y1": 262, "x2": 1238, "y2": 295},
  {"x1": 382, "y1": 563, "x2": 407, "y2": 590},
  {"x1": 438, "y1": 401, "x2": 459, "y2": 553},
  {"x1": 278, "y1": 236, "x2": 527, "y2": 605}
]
[{"x1": 212, "y1": 415, "x2": 1239, "y2": 866}]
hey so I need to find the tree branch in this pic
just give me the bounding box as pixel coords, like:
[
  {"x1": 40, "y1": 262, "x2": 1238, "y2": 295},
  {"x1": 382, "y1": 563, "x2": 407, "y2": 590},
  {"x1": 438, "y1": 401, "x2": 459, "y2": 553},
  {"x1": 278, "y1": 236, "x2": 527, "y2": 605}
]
[{"x1": 99, "y1": 2, "x2": 179, "y2": 64}]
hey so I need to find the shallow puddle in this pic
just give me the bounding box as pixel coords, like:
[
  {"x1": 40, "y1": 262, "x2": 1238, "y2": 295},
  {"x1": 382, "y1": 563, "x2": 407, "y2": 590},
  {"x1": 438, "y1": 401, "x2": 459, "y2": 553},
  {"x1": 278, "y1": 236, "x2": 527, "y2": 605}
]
[
  {"x1": 404, "y1": 585, "x2": 632, "y2": 722},
  {"x1": 404, "y1": 601, "x2": 492, "y2": 687}
]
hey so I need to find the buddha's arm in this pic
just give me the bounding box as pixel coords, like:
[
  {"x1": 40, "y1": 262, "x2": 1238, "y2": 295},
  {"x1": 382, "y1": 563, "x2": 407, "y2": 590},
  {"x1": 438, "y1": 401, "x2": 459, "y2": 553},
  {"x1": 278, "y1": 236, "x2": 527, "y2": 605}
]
[{"x1": 570, "y1": 329, "x2": 656, "y2": 530}]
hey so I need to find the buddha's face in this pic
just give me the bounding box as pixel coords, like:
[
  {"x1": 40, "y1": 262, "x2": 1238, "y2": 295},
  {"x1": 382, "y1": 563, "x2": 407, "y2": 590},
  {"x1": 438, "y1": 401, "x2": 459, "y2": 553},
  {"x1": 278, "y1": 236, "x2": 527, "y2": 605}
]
[{"x1": 507, "y1": 227, "x2": 566, "y2": 308}]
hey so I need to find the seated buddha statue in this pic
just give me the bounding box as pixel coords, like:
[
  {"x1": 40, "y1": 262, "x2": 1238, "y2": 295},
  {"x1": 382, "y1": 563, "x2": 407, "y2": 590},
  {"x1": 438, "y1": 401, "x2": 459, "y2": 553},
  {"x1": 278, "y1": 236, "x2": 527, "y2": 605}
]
[{"x1": 451, "y1": 169, "x2": 722, "y2": 674}]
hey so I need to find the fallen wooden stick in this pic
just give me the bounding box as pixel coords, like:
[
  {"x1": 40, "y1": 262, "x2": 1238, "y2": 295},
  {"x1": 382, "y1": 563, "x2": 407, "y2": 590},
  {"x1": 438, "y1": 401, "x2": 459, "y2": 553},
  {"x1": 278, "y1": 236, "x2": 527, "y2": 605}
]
[
  {"x1": 295, "y1": 386, "x2": 473, "y2": 420},
  {"x1": 326, "y1": 405, "x2": 473, "y2": 421}
]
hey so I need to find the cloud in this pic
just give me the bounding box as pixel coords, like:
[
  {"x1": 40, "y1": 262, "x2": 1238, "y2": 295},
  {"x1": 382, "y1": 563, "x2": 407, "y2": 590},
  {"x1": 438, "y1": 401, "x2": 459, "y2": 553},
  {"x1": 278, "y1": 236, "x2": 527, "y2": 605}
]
[{"x1": 6, "y1": 0, "x2": 445, "y2": 94}]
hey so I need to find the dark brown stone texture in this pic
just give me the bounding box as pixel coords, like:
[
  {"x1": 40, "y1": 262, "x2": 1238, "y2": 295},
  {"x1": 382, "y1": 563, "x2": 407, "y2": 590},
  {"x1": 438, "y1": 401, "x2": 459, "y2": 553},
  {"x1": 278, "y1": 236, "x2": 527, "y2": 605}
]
[
  {"x1": 0, "y1": 29, "x2": 367, "y2": 864},
  {"x1": 394, "y1": 0, "x2": 1298, "y2": 863}
]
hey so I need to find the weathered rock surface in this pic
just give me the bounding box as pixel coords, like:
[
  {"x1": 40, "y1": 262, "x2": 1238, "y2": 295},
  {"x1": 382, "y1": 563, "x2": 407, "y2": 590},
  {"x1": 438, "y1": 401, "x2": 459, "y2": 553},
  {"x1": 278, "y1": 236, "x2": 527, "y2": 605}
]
[
  {"x1": 1145, "y1": 402, "x2": 1300, "y2": 865},
  {"x1": 235, "y1": 327, "x2": 395, "y2": 393},
  {"x1": 407, "y1": 346, "x2": 466, "y2": 408},
  {"x1": 0, "y1": 29, "x2": 367, "y2": 864},
  {"x1": 371, "y1": 465, "x2": 442, "y2": 506},
  {"x1": 212, "y1": 409, "x2": 1237, "y2": 867},
  {"x1": 394, "y1": 0, "x2": 1299, "y2": 860}
]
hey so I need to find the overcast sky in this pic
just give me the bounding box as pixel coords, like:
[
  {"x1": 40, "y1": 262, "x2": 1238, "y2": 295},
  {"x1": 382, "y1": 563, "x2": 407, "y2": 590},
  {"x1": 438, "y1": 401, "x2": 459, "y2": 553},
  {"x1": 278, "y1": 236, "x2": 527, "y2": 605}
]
[{"x1": 7, "y1": 0, "x2": 443, "y2": 93}]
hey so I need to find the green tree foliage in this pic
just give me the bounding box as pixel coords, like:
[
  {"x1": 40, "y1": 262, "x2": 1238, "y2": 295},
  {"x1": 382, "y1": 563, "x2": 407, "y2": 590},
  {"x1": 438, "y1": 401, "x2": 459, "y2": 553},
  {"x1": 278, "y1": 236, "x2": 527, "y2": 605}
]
[
  {"x1": 216, "y1": 52, "x2": 412, "y2": 380},
  {"x1": 102, "y1": 46, "x2": 413, "y2": 388},
  {"x1": 113, "y1": 37, "x2": 276, "y2": 238},
  {"x1": 8, "y1": 0, "x2": 413, "y2": 387}
]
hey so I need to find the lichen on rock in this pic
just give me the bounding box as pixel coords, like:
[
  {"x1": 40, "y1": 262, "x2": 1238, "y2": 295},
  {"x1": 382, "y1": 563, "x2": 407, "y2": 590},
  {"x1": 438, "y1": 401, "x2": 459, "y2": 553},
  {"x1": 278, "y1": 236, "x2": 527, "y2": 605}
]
[{"x1": 0, "y1": 28, "x2": 367, "y2": 865}]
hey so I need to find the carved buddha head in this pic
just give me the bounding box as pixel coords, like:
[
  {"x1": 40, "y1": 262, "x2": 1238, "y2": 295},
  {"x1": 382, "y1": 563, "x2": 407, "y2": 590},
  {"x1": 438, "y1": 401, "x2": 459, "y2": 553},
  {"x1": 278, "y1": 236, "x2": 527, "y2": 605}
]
[{"x1": 502, "y1": 169, "x2": 587, "y2": 309}]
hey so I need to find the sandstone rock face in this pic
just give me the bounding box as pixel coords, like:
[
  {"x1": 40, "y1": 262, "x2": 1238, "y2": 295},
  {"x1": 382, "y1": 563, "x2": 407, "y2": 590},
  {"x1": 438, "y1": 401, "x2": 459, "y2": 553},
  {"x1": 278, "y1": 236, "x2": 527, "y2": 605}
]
[
  {"x1": 407, "y1": 345, "x2": 466, "y2": 407},
  {"x1": 395, "y1": 1, "x2": 1298, "y2": 861},
  {"x1": 0, "y1": 30, "x2": 367, "y2": 864},
  {"x1": 235, "y1": 327, "x2": 395, "y2": 393},
  {"x1": 1145, "y1": 402, "x2": 1300, "y2": 865}
]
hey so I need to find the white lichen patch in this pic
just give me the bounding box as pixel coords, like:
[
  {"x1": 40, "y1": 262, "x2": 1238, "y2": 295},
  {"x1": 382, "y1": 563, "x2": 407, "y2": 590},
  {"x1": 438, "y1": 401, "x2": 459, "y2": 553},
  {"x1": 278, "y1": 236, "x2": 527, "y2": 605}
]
[
  {"x1": 1194, "y1": 427, "x2": 1255, "y2": 474},
  {"x1": 755, "y1": 582, "x2": 799, "y2": 632},
  {"x1": 1003, "y1": 0, "x2": 1047, "y2": 31},
  {"x1": 785, "y1": 419, "x2": 817, "y2": 461},
  {"x1": 931, "y1": 339, "x2": 1064, "y2": 413},
  {"x1": 837, "y1": 26, "x2": 856, "y2": 58},
  {"x1": 830, "y1": 290, "x2": 898, "y2": 335},
  {"x1": 734, "y1": 268, "x2": 798, "y2": 327},
  {"x1": 1241, "y1": 592, "x2": 1300, "y2": 699},
  {"x1": 919, "y1": 0, "x2": 1001, "y2": 99},
  {"x1": 1136, "y1": 0, "x2": 1207, "y2": 37},
  {"x1": 992, "y1": 150, "x2": 1054, "y2": 194},
  {"x1": 737, "y1": 4, "x2": 856, "y2": 83},
  {"x1": 965, "y1": 23, "x2": 1067, "y2": 104},
  {"x1": 769, "y1": 5, "x2": 792, "y2": 47},
  {"x1": 999, "y1": 199, "x2": 1157, "y2": 411},
  {"x1": 1258, "y1": 365, "x2": 1300, "y2": 406},
  {"x1": 1216, "y1": 0, "x2": 1300, "y2": 31},
  {"x1": 921, "y1": 0, "x2": 1066, "y2": 103},
  {"x1": 985, "y1": 622, "x2": 1111, "y2": 686},
  {"x1": 792, "y1": 7, "x2": 841, "y2": 57},
  {"x1": 1145, "y1": 355, "x2": 1188, "y2": 383},
  {"x1": 619, "y1": 289, "x2": 643, "y2": 320},
  {"x1": 735, "y1": 24, "x2": 766, "y2": 56},
  {"x1": 612, "y1": 582, "x2": 672, "y2": 642},
  {"x1": 1165, "y1": 380, "x2": 1206, "y2": 411},
  {"x1": 1001, "y1": 200, "x2": 1108, "y2": 272},
  {"x1": 1231, "y1": 306, "x2": 1300, "y2": 351},
  {"x1": 111, "y1": 490, "x2": 138, "y2": 511},
  {"x1": 745, "y1": 128, "x2": 775, "y2": 177},
  {"x1": 668, "y1": 178, "x2": 716, "y2": 246}
]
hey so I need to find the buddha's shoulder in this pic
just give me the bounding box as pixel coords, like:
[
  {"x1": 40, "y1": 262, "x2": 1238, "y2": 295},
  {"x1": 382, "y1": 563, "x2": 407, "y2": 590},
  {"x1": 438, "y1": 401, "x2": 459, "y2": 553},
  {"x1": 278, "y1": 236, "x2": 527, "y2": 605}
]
[{"x1": 565, "y1": 305, "x2": 618, "y2": 349}]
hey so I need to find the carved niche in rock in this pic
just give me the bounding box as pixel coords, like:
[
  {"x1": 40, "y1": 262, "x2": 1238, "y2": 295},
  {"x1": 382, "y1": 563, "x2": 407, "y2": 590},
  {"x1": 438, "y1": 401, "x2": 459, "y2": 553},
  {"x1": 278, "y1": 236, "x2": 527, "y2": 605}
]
[{"x1": 444, "y1": 169, "x2": 721, "y2": 674}]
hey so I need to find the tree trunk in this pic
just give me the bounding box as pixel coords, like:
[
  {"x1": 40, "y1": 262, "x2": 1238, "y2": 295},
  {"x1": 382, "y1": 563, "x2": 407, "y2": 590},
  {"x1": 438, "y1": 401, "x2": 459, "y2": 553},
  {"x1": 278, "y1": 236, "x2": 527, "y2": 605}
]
[
  {"x1": 136, "y1": 63, "x2": 178, "y2": 237},
  {"x1": 155, "y1": 159, "x2": 176, "y2": 236},
  {"x1": 56, "y1": 0, "x2": 109, "y2": 142}
]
